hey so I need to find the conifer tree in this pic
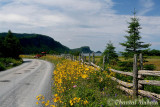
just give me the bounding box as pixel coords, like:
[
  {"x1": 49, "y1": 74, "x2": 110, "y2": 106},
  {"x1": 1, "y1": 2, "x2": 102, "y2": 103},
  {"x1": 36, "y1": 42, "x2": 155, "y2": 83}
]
[
  {"x1": 3, "y1": 30, "x2": 22, "y2": 58},
  {"x1": 0, "y1": 37, "x2": 4, "y2": 57},
  {"x1": 103, "y1": 41, "x2": 118, "y2": 64},
  {"x1": 120, "y1": 11, "x2": 150, "y2": 58}
]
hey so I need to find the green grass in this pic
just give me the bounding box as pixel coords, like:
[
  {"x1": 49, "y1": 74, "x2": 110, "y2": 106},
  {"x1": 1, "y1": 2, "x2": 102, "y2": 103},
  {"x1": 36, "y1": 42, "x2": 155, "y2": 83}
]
[
  {"x1": 0, "y1": 57, "x2": 23, "y2": 71},
  {"x1": 93, "y1": 56, "x2": 160, "y2": 71},
  {"x1": 21, "y1": 55, "x2": 160, "y2": 106}
]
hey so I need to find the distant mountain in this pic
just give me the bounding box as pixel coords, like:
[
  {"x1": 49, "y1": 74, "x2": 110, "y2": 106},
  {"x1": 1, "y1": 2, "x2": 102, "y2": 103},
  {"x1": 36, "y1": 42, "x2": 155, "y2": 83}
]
[
  {"x1": 0, "y1": 33, "x2": 70, "y2": 54},
  {"x1": 72, "y1": 46, "x2": 93, "y2": 53},
  {"x1": 96, "y1": 51, "x2": 102, "y2": 53}
]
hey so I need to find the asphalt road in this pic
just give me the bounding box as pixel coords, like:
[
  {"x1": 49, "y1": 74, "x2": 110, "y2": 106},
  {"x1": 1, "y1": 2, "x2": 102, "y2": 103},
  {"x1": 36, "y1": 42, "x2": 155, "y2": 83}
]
[{"x1": 0, "y1": 59, "x2": 54, "y2": 107}]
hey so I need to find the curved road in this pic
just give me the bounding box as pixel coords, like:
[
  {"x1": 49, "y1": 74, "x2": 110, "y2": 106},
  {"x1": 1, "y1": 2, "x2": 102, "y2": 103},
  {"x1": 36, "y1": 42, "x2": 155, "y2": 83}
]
[{"x1": 0, "y1": 59, "x2": 54, "y2": 107}]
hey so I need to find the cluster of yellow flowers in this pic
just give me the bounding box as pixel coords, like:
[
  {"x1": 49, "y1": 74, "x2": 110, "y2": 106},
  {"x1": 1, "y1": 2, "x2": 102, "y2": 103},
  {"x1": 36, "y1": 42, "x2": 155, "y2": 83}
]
[
  {"x1": 36, "y1": 94, "x2": 56, "y2": 107},
  {"x1": 54, "y1": 60, "x2": 98, "y2": 93},
  {"x1": 53, "y1": 60, "x2": 99, "y2": 106},
  {"x1": 36, "y1": 56, "x2": 101, "y2": 106},
  {"x1": 70, "y1": 97, "x2": 88, "y2": 106},
  {"x1": 53, "y1": 94, "x2": 61, "y2": 103}
]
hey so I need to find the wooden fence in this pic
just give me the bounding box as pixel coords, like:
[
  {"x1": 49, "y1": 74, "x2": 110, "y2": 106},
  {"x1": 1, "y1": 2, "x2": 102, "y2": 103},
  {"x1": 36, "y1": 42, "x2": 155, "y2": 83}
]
[{"x1": 63, "y1": 53, "x2": 160, "y2": 101}]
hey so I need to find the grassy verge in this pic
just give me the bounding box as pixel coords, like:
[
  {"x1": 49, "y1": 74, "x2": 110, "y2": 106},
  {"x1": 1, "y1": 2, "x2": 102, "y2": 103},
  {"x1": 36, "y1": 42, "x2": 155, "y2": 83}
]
[
  {"x1": 0, "y1": 57, "x2": 23, "y2": 71},
  {"x1": 21, "y1": 55, "x2": 158, "y2": 107}
]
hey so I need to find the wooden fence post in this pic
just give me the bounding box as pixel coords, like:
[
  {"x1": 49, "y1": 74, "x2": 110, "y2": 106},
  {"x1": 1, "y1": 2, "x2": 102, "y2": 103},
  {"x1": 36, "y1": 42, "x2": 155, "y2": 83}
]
[
  {"x1": 84, "y1": 56, "x2": 86, "y2": 62},
  {"x1": 71, "y1": 55, "x2": 73, "y2": 61},
  {"x1": 107, "y1": 54, "x2": 109, "y2": 65},
  {"x1": 103, "y1": 55, "x2": 106, "y2": 70},
  {"x1": 133, "y1": 54, "x2": 138, "y2": 97},
  {"x1": 81, "y1": 52, "x2": 84, "y2": 64},
  {"x1": 139, "y1": 53, "x2": 143, "y2": 70},
  {"x1": 89, "y1": 53, "x2": 91, "y2": 65},
  {"x1": 79, "y1": 53, "x2": 81, "y2": 62},
  {"x1": 92, "y1": 52, "x2": 95, "y2": 64},
  {"x1": 139, "y1": 53, "x2": 144, "y2": 90}
]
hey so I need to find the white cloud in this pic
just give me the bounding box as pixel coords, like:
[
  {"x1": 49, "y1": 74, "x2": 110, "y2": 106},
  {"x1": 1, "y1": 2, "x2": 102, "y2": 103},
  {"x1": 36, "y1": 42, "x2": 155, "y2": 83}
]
[
  {"x1": 138, "y1": 0, "x2": 154, "y2": 15},
  {"x1": 0, "y1": 0, "x2": 159, "y2": 52},
  {"x1": 0, "y1": 14, "x2": 28, "y2": 22}
]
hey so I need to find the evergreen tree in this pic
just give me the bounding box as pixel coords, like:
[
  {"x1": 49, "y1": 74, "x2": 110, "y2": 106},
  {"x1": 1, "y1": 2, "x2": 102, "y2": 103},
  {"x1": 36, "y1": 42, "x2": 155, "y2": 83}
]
[
  {"x1": 120, "y1": 11, "x2": 150, "y2": 58},
  {"x1": 103, "y1": 41, "x2": 118, "y2": 64},
  {"x1": 0, "y1": 37, "x2": 4, "y2": 57},
  {"x1": 3, "y1": 30, "x2": 22, "y2": 58}
]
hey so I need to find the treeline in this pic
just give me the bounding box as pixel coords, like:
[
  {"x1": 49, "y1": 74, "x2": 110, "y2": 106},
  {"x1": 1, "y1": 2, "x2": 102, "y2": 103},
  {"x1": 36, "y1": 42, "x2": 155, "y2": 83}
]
[{"x1": 142, "y1": 49, "x2": 160, "y2": 56}]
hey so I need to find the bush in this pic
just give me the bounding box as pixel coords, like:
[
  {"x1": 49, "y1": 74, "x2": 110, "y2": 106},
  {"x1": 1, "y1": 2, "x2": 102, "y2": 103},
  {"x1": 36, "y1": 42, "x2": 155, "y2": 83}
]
[
  {"x1": 143, "y1": 64, "x2": 156, "y2": 70},
  {"x1": 0, "y1": 63, "x2": 5, "y2": 71},
  {"x1": 0, "y1": 58, "x2": 23, "y2": 71},
  {"x1": 117, "y1": 61, "x2": 133, "y2": 71}
]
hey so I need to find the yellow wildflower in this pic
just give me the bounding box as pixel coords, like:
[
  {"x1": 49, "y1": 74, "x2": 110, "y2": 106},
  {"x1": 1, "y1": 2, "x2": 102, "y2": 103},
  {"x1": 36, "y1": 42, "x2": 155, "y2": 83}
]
[
  {"x1": 42, "y1": 101, "x2": 45, "y2": 104},
  {"x1": 82, "y1": 74, "x2": 88, "y2": 79},
  {"x1": 54, "y1": 96, "x2": 60, "y2": 102},
  {"x1": 85, "y1": 68, "x2": 89, "y2": 71},
  {"x1": 45, "y1": 100, "x2": 50, "y2": 106},
  {"x1": 70, "y1": 100, "x2": 73, "y2": 106},
  {"x1": 146, "y1": 80, "x2": 149, "y2": 82},
  {"x1": 77, "y1": 98, "x2": 81, "y2": 103},
  {"x1": 50, "y1": 105, "x2": 56, "y2": 107},
  {"x1": 54, "y1": 94, "x2": 58, "y2": 97},
  {"x1": 83, "y1": 100, "x2": 89, "y2": 105},
  {"x1": 73, "y1": 97, "x2": 77, "y2": 101},
  {"x1": 99, "y1": 77, "x2": 103, "y2": 82}
]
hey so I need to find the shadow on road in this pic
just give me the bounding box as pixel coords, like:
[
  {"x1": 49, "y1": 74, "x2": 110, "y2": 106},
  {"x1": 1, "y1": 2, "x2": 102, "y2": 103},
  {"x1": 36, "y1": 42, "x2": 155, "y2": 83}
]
[{"x1": 23, "y1": 60, "x2": 32, "y2": 63}]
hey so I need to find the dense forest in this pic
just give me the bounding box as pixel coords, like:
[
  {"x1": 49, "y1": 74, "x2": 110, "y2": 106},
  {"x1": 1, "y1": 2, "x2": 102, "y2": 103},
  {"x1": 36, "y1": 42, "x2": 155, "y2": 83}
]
[{"x1": 0, "y1": 33, "x2": 70, "y2": 54}]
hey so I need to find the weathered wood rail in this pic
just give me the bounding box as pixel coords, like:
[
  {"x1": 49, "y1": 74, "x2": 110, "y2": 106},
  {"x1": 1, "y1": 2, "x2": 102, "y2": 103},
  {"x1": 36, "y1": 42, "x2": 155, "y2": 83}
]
[{"x1": 63, "y1": 53, "x2": 160, "y2": 101}]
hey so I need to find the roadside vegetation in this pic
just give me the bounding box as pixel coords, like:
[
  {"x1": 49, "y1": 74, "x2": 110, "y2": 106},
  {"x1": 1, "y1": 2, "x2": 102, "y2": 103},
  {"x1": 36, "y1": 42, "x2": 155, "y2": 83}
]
[
  {"x1": 0, "y1": 58, "x2": 22, "y2": 71},
  {"x1": 0, "y1": 30, "x2": 22, "y2": 71},
  {"x1": 23, "y1": 55, "x2": 158, "y2": 107}
]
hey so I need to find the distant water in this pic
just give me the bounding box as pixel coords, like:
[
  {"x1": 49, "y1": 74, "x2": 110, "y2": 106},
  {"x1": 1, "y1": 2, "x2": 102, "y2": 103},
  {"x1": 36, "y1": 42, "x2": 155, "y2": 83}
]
[
  {"x1": 60, "y1": 53, "x2": 102, "y2": 57},
  {"x1": 83, "y1": 53, "x2": 102, "y2": 56}
]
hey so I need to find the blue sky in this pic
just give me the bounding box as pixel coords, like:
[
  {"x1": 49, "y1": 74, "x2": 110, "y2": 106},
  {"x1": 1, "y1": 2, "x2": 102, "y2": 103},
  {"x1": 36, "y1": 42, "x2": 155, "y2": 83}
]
[
  {"x1": 113, "y1": 0, "x2": 160, "y2": 16},
  {"x1": 0, "y1": 0, "x2": 160, "y2": 52}
]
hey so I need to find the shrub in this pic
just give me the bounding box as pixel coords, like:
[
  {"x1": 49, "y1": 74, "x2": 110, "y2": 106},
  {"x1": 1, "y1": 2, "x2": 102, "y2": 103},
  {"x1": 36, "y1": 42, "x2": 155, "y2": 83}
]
[
  {"x1": 117, "y1": 61, "x2": 133, "y2": 71},
  {"x1": 0, "y1": 58, "x2": 22, "y2": 71},
  {"x1": 0, "y1": 63, "x2": 5, "y2": 71},
  {"x1": 143, "y1": 64, "x2": 156, "y2": 70}
]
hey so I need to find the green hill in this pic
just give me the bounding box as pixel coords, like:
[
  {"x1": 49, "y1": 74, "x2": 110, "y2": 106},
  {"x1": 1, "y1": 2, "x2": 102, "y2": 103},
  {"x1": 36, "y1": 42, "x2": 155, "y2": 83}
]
[
  {"x1": 72, "y1": 46, "x2": 93, "y2": 53},
  {"x1": 0, "y1": 33, "x2": 70, "y2": 54}
]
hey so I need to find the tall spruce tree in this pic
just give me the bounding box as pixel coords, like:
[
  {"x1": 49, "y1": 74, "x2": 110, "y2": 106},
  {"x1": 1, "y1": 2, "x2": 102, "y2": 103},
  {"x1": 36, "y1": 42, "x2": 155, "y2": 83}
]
[
  {"x1": 3, "y1": 30, "x2": 22, "y2": 58},
  {"x1": 103, "y1": 41, "x2": 118, "y2": 64},
  {"x1": 120, "y1": 11, "x2": 150, "y2": 58}
]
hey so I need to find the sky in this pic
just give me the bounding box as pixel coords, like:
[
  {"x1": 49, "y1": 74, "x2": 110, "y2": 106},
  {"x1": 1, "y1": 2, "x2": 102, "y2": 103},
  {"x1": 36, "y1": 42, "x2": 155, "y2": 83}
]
[{"x1": 0, "y1": 0, "x2": 160, "y2": 52}]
